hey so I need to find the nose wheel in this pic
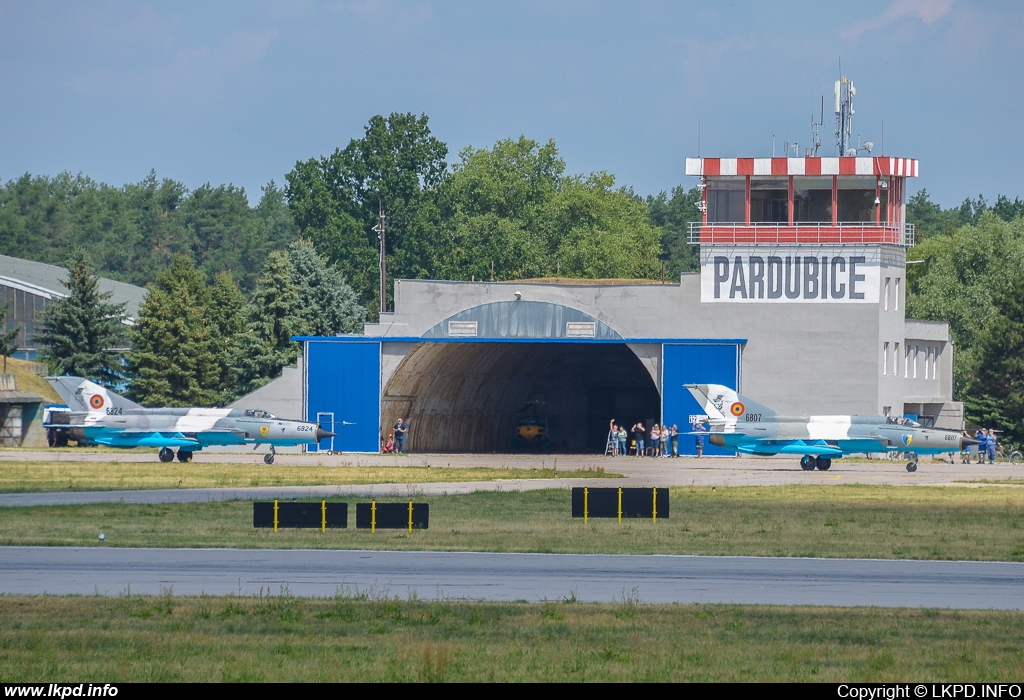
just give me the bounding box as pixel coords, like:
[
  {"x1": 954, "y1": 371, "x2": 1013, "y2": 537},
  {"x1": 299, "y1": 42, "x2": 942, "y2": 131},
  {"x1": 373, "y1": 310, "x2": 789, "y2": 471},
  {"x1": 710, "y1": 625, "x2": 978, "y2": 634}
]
[
  {"x1": 906, "y1": 461, "x2": 918, "y2": 472},
  {"x1": 263, "y1": 446, "x2": 276, "y2": 465}
]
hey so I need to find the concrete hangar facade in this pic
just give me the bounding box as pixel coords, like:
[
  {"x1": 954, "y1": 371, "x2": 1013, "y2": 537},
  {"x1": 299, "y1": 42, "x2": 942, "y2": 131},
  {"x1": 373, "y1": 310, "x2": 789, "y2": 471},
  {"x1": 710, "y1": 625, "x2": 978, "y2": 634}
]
[{"x1": 297, "y1": 155, "x2": 960, "y2": 455}]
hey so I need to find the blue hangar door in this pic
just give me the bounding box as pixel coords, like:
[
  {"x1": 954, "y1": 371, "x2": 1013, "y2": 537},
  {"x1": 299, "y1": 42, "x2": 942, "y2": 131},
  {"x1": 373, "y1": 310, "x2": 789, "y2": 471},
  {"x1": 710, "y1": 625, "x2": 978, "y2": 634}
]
[
  {"x1": 305, "y1": 341, "x2": 380, "y2": 453},
  {"x1": 662, "y1": 343, "x2": 741, "y2": 456}
]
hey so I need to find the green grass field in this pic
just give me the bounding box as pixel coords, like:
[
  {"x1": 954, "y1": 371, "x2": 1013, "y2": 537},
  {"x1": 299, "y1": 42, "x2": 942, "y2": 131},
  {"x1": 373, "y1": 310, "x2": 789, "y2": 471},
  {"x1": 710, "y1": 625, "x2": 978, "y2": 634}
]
[
  {"x1": 4, "y1": 485, "x2": 1024, "y2": 560},
  {"x1": 0, "y1": 460, "x2": 614, "y2": 493},
  {"x1": 2, "y1": 595, "x2": 1022, "y2": 682}
]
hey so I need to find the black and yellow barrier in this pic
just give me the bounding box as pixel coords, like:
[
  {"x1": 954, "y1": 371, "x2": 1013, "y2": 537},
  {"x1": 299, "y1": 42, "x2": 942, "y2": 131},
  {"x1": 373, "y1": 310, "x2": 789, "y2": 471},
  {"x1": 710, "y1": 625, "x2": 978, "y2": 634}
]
[
  {"x1": 253, "y1": 501, "x2": 348, "y2": 532},
  {"x1": 571, "y1": 487, "x2": 668, "y2": 522},
  {"x1": 356, "y1": 500, "x2": 429, "y2": 532}
]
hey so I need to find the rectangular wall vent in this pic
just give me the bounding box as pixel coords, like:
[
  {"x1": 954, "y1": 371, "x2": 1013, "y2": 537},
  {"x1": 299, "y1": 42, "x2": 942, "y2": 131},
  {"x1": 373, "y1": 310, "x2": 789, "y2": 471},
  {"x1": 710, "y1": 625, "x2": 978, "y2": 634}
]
[
  {"x1": 448, "y1": 321, "x2": 478, "y2": 337},
  {"x1": 566, "y1": 322, "x2": 596, "y2": 338}
]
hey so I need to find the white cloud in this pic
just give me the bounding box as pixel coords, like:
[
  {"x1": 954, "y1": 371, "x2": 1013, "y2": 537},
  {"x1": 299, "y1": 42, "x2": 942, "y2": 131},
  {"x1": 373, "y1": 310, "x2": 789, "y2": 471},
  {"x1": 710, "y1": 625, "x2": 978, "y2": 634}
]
[{"x1": 842, "y1": 0, "x2": 956, "y2": 41}]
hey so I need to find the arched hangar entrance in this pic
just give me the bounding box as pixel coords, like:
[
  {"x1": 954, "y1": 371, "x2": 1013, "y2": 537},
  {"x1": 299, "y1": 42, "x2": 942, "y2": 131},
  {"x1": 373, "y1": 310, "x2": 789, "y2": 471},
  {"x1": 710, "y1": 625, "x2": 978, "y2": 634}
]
[
  {"x1": 382, "y1": 340, "x2": 660, "y2": 453},
  {"x1": 302, "y1": 301, "x2": 743, "y2": 454}
]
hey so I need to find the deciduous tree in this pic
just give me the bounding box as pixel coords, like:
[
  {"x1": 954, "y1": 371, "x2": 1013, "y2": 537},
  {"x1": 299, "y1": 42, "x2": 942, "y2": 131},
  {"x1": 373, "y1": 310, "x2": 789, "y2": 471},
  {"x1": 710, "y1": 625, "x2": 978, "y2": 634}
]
[{"x1": 286, "y1": 113, "x2": 449, "y2": 311}]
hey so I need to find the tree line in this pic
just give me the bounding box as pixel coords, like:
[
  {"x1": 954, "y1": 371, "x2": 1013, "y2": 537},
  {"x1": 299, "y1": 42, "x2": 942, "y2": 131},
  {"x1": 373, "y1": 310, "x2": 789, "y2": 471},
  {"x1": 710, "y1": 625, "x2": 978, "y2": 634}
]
[
  {"x1": 40, "y1": 243, "x2": 364, "y2": 406},
  {"x1": 0, "y1": 114, "x2": 700, "y2": 309},
  {"x1": 905, "y1": 192, "x2": 1024, "y2": 444}
]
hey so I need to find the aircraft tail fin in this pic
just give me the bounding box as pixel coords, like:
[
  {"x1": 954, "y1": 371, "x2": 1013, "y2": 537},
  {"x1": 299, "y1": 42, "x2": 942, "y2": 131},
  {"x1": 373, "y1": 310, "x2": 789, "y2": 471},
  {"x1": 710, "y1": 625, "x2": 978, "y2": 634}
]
[
  {"x1": 684, "y1": 384, "x2": 776, "y2": 425},
  {"x1": 47, "y1": 377, "x2": 140, "y2": 415}
]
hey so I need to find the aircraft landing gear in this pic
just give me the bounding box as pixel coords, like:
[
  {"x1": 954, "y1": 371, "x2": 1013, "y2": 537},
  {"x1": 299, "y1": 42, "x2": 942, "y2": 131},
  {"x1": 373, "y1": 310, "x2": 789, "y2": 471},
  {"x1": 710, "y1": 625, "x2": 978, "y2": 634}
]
[
  {"x1": 158, "y1": 447, "x2": 174, "y2": 463},
  {"x1": 906, "y1": 452, "x2": 918, "y2": 472},
  {"x1": 816, "y1": 457, "x2": 832, "y2": 471},
  {"x1": 177, "y1": 450, "x2": 193, "y2": 463},
  {"x1": 264, "y1": 446, "x2": 276, "y2": 465},
  {"x1": 800, "y1": 455, "x2": 816, "y2": 471}
]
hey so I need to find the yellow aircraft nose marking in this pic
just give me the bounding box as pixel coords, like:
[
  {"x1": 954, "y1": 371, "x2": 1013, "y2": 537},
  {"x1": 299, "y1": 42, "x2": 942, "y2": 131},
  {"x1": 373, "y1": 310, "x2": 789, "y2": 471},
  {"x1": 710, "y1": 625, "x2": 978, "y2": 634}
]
[{"x1": 260, "y1": 426, "x2": 269, "y2": 437}]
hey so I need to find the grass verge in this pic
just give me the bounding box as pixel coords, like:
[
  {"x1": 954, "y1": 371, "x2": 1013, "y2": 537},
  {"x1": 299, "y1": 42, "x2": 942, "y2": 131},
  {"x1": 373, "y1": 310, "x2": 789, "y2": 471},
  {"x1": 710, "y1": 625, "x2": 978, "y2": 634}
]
[
  {"x1": 4, "y1": 485, "x2": 1024, "y2": 560},
  {"x1": 1, "y1": 594, "x2": 1021, "y2": 681},
  {"x1": 0, "y1": 461, "x2": 615, "y2": 493}
]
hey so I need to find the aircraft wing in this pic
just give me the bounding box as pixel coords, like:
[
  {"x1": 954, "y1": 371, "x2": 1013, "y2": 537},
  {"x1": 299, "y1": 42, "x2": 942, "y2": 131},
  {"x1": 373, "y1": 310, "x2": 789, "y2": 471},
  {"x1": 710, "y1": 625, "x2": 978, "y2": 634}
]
[
  {"x1": 90, "y1": 432, "x2": 202, "y2": 449},
  {"x1": 734, "y1": 439, "x2": 844, "y2": 457}
]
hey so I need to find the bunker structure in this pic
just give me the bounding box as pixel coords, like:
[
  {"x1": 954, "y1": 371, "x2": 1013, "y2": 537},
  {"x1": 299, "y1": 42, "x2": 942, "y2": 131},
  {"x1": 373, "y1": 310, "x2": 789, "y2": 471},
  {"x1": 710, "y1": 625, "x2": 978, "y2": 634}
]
[{"x1": 294, "y1": 150, "x2": 958, "y2": 455}]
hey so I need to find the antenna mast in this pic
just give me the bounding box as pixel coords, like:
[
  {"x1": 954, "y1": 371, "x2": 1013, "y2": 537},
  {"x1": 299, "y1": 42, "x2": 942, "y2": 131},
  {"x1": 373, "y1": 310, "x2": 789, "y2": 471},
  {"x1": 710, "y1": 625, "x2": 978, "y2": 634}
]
[
  {"x1": 810, "y1": 95, "x2": 823, "y2": 156},
  {"x1": 373, "y1": 201, "x2": 387, "y2": 314},
  {"x1": 835, "y1": 75, "x2": 856, "y2": 156}
]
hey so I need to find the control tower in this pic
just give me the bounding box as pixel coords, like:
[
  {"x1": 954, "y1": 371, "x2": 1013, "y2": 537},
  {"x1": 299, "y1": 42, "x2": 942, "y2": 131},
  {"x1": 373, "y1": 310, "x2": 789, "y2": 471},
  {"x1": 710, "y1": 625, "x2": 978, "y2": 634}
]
[{"x1": 682, "y1": 78, "x2": 960, "y2": 428}]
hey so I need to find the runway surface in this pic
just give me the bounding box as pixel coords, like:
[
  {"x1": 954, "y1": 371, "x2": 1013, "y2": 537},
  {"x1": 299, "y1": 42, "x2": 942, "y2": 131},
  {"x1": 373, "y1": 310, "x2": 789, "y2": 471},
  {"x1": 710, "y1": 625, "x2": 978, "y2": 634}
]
[{"x1": 2, "y1": 547, "x2": 1021, "y2": 608}]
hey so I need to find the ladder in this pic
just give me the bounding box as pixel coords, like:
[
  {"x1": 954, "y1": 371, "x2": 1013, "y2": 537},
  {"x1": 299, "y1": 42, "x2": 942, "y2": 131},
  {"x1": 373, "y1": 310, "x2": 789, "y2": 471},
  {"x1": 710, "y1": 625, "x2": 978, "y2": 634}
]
[{"x1": 604, "y1": 430, "x2": 618, "y2": 456}]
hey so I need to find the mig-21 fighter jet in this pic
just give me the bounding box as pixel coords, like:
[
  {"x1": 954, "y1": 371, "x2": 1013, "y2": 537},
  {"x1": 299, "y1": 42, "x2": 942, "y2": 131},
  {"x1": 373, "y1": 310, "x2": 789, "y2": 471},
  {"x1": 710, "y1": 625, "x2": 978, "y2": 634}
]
[
  {"x1": 44, "y1": 377, "x2": 334, "y2": 464},
  {"x1": 685, "y1": 383, "x2": 977, "y2": 472}
]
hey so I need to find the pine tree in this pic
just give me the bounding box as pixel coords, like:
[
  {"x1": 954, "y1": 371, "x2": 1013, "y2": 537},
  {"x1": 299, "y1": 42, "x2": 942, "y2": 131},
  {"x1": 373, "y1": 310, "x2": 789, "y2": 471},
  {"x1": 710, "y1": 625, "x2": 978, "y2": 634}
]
[
  {"x1": 288, "y1": 239, "x2": 367, "y2": 336},
  {"x1": 0, "y1": 300, "x2": 21, "y2": 373},
  {"x1": 126, "y1": 255, "x2": 221, "y2": 406},
  {"x1": 232, "y1": 251, "x2": 304, "y2": 395},
  {"x1": 208, "y1": 272, "x2": 247, "y2": 402},
  {"x1": 37, "y1": 250, "x2": 126, "y2": 385}
]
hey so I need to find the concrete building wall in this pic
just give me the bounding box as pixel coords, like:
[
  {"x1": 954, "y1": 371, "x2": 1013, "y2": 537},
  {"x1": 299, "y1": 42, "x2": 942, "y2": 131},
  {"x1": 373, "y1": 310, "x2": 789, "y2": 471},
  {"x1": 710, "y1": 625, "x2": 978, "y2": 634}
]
[
  {"x1": 227, "y1": 357, "x2": 304, "y2": 420},
  {"x1": 364, "y1": 273, "x2": 910, "y2": 419},
  {"x1": 299, "y1": 239, "x2": 962, "y2": 452}
]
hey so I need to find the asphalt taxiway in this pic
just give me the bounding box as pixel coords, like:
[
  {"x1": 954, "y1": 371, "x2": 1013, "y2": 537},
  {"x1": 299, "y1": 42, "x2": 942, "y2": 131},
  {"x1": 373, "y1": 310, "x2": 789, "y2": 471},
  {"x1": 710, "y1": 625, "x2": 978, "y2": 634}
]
[{"x1": 2, "y1": 546, "x2": 1022, "y2": 608}]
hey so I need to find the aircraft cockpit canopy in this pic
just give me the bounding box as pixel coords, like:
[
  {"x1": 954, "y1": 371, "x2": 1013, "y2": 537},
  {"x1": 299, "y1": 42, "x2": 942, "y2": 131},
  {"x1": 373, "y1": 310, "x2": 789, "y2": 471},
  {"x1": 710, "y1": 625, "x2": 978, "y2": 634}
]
[
  {"x1": 886, "y1": 416, "x2": 920, "y2": 428},
  {"x1": 244, "y1": 409, "x2": 279, "y2": 419}
]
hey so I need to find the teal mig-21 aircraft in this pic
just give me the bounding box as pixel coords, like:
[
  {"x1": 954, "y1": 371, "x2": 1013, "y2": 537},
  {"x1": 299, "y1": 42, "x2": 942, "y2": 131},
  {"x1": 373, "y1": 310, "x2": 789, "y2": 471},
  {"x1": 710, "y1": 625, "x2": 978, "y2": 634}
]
[
  {"x1": 44, "y1": 377, "x2": 334, "y2": 464},
  {"x1": 685, "y1": 383, "x2": 978, "y2": 472}
]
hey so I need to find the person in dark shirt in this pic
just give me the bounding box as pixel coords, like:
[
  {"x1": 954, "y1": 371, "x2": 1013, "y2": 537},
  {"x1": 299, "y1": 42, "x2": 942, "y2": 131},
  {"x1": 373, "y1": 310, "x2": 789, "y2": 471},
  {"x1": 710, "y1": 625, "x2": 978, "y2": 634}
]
[
  {"x1": 393, "y1": 418, "x2": 408, "y2": 453},
  {"x1": 632, "y1": 422, "x2": 646, "y2": 458}
]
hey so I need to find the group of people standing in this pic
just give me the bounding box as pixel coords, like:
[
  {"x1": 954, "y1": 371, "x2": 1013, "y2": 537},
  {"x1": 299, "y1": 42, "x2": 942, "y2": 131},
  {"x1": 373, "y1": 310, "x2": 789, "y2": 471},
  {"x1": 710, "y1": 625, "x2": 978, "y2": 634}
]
[
  {"x1": 608, "y1": 419, "x2": 707, "y2": 457},
  {"x1": 961, "y1": 427, "x2": 998, "y2": 464}
]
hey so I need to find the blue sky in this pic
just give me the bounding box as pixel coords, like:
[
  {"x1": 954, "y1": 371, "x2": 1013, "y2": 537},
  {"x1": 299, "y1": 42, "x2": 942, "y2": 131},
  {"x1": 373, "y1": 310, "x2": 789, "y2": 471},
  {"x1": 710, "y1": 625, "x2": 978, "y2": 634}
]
[{"x1": 2, "y1": 0, "x2": 1021, "y2": 208}]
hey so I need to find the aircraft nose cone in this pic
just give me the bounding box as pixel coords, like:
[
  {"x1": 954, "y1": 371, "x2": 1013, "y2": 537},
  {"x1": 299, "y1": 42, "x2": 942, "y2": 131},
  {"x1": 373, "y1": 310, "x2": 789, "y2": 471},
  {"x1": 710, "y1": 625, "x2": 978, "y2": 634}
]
[
  {"x1": 316, "y1": 426, "x2": 335, "y2": 441},
  {"x1": 961, "y1": 436, "x2": 980, "y2": 448}
]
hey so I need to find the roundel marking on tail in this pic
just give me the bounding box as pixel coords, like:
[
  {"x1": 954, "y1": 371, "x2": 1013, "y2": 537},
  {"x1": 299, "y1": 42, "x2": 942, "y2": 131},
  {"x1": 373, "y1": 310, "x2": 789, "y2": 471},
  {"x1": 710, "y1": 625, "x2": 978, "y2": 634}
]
[
  {"x1": 89, "y1": 394, "x2": 104, "y2": 409},
  {"x1": 730, "y1": 402, "x2": 745, "y2": 417}
]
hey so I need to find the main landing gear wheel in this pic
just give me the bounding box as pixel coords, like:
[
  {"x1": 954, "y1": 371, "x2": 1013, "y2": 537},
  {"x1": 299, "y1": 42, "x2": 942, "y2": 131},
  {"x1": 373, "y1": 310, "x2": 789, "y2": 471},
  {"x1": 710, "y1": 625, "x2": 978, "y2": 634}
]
[
  {"x1": 158, "y1": 448, "x2": 174, "y2": 463},
  {"x1": 177, "y1": 450, "x2": 193, "y2": 463},
  {"x1": 264, "y1": 453, "x2": 275, "y2": 465},
  {"x1": 800, "y1": 456, "x2": 816, "y2": 471},
  {"x1": 815, "y1": 457, "x2": 832, "y2": 471},
  {"x1": 906, "y1": 462, "x2": 918, "y2": 472}
]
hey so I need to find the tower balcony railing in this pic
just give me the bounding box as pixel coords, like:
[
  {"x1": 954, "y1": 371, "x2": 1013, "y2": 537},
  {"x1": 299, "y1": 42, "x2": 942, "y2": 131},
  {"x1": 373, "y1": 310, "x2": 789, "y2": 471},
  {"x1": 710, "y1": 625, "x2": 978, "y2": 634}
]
[{"x1": 687, "y1": 222, "x2": 915, "y2": 247}]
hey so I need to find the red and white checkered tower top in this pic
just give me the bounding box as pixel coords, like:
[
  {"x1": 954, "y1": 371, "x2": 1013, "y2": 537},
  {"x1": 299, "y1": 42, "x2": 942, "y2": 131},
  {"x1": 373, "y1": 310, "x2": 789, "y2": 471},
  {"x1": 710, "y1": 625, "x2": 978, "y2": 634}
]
[{"x1": 687, "y1": 78, "x2": 917, "y2": 247}]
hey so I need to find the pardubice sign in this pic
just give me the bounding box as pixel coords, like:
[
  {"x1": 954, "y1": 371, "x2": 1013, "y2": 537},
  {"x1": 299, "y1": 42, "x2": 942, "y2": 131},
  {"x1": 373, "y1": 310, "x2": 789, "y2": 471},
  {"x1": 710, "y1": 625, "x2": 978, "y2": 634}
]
[{"x1": 700, "y1": 246, "x2": 881, "y2": 303}]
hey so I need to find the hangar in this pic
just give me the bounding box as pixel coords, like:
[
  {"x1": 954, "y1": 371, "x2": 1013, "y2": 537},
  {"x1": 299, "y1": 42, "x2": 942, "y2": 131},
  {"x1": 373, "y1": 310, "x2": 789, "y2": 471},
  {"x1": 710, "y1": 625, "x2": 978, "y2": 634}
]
[
  {"x1": 292, "y1": 154, "x2": 960, "y2": 455},
  {"x1": 299, "y1": 299, "x2": 744, "y2": 455}
]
